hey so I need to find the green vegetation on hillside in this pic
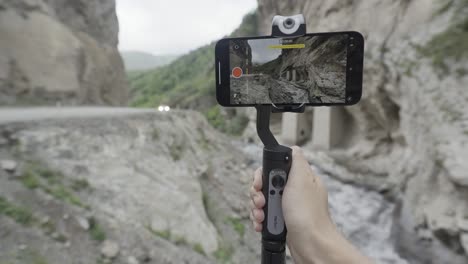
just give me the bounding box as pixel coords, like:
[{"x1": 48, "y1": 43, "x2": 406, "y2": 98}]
[
  {"x1": 0, "y1": 196, "x2": 36, "y2": 226},
  {"x1": 420, "y1": 0, "x2": 468, "y2": 74},
  {"x1": 19, "y1": 161, "x2": 90, "y2": 209},
  {"x1": 89, "y1": 217, "x2": 106, "y2": 241},
  {"x1": 129, "y1": 43, "x2": 216, "y2": 108},
  {"x1": 128, "y1": 11, "x2": 258, "y2": 135}
]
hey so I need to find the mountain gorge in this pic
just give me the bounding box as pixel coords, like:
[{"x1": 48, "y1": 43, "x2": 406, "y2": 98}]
[
  {"x1": 253, "y1": 0, "x2": 468, "y2": 263},
  {"x1": 0, "y1": 0, "x2": 467, "y2": 263},
  {"x1": 131, "y1": 0, "x2": 468, "y2": 262}
]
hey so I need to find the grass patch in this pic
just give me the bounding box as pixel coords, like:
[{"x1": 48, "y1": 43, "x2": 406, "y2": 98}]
[
  {"x1": 18, "y1": 162, "x2": 90, "y2": 209},
  {"x1": 148, "y1": 227, "x2": 171, "y2": 240},
  {"x1": 52, "y1": 233, "x2": 67, "y2": 243},
  {"x1": 193, "y1": 243, "x2": 206, "y2": 256},
  {"x1": 20, "y1": 171, "x2": 40, "y2": 189},
  {"x1": 0, "y1": 196, "x2": 68, "y2": 243},
  {"x1": 173, "y1": 235, "x2": 188, "y2": 245},
  {"x1": 43, "y1": 185, "x2": 86, "y2": 208},
  {"x1": 146, "y1": 226, "x2": 207, "y2": 255},
  {"x1": 213, "y1": 244, "x2": 233, "y2": 263},
  {"x1": 0, "y1": 196, "x2": 36, "y2": 226},
  {"x1": 71, "y1": 178, "x2": 90, "y2": 192},
  {"x1": 89, "y1": 217, "x2": 106, "y2": 242},
  {"x1": 225, "y1": 217, "x2": 245, "y2": 238},
  {"x1": 169, "y1": 142, "x2": 184, "y2": 161}
]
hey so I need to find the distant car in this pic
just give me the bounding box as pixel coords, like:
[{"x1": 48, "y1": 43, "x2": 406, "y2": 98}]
[{"x1": 158, "y1": 105, "x2": 170, "y2": 112}]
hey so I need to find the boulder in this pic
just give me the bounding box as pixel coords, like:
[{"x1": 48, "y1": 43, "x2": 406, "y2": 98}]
[
  {"x1": 0, "y1": 160, "x2": 17, "y2": 172},
  {"x1": 100, "y1": 240, "x2": 120, "y2": 259}
]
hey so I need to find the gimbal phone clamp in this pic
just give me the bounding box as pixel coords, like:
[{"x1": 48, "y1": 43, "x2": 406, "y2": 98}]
[{"x1": 256, "y1": 14, "x2": 307, "y2": 264}]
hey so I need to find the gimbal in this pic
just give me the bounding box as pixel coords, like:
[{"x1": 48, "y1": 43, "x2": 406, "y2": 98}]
[{"x1": 257, "y1": 14, "x2": 307, "y2": 264}]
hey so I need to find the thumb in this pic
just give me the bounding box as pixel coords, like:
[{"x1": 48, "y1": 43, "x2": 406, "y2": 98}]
[{"x1": 287, "y1": 146, "x2": 317, "y2": 188}]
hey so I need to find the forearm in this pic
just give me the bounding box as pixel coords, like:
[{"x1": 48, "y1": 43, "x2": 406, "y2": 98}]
[{"x1": 287, "y1": 224, "x2": 374, "y2": 264}]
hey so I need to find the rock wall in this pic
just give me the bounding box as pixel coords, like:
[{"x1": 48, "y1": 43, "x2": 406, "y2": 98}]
[
  {"x1": 256, "y1": 0, "x2": 468, "y2": 263},
  {"x1": 0, "y1": 111, "x2": 249, "y2": 264},
  {"x1": 0, "y1": 109, "x2": 408, "y2": 264},
  {"x1": 0, "y1": 0, "x2": 128, "y2": 106}
]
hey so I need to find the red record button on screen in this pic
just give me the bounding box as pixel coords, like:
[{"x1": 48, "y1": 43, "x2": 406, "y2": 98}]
[{"x1": 232, "y1": 67, "x2": 243, "y2": 78}]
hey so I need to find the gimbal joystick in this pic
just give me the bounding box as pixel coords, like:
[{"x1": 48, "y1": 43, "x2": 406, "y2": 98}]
[{"x1": 257, "y1": 14, "x2": 307, "y2": 264}]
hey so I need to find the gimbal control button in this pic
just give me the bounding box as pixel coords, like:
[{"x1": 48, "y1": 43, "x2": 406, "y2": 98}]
[{"x1": 272, "y1": 175, "x2": 285, "y2": 188}]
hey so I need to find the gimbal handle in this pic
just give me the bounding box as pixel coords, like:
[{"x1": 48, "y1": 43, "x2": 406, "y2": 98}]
[{"x1": 256, "y1": 105, "x2": 291, "y2": 264}]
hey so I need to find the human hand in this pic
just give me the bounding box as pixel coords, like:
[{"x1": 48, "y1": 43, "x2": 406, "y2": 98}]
[
  {"x1": 249, "y1": 146, "x2": 374, "y2": 264},
  {"x1": 249, "y1": 146, "x2": 333, "y2": 241}
]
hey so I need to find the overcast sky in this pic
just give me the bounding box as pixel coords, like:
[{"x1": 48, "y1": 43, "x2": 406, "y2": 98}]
[
  {"x1": 116, "y1": 0, "x2": 257, "y2": 56},
  {"x1": 249, "y1": 39, "x2": 282, "y2": 64}
]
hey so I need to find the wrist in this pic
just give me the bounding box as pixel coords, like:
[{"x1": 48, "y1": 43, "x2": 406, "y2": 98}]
[
  {"x1": 287, "y1": 223, "x2": 372, "y2": 264},
  {"x1": 287, "y1": 222, "x2": 338, "y2": 264}
]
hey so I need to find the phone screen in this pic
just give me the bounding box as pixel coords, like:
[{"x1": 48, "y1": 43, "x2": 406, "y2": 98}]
[{"x1": 228, "y1": 34, "x2": 348, "y2": 105}]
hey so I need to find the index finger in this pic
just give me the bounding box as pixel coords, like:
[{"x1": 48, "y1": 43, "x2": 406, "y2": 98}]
[{"x1": 253, "y1": 167, "x2": 263, "y2": 191}]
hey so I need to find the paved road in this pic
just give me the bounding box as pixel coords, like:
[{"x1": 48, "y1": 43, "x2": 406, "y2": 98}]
[{"x1": 0, "y1": 107, "x2": 159, "y2": 125}]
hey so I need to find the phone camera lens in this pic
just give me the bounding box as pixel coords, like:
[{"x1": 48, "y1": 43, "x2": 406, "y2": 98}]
[
  {"x1": 234, "y1": 45, "x2": 239, "y2": 50},
  {"x1": 283, "y1": 18, "x2": 295, "y2": 29}
]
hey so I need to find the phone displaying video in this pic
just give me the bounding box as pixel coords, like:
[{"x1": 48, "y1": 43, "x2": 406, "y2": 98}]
[{"x1": 215, "y1": 32, "x2": 364, "y2": 106}]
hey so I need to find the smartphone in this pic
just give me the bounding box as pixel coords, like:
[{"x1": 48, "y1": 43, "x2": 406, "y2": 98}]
[{"x1": 215, "y1": 31, "x2": 364, "y2": 106}]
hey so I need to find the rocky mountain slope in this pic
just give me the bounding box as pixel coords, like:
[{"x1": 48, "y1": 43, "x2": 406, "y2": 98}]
[
  {"x1": 0, "y1": 109, "x2": 408, "y2": 264},
  {"x1": 256, "y1": 0, "x2": 468, "y2": 263},
  {"x1": 0, "y1": 0, "x2": 128, "y2": 106}
]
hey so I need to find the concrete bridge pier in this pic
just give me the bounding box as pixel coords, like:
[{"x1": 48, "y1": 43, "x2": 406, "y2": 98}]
[
  {"x1": 280, "y1": 110, "x2": 313, "y2": 145},
  {"x1": 280, "y1": 107, "x2": 347, "y2": 149}
]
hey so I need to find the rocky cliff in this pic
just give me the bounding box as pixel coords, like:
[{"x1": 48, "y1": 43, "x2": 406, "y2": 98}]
[
  {"x1": 0, "y1": 0, "x2": 128, "y2": 106},
  {"x1": 0, "y1": 109, "x2": 407, "y2": 264},
  {"x1": 257, "y1": 0, "x2": 468, "y2": 263}
]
